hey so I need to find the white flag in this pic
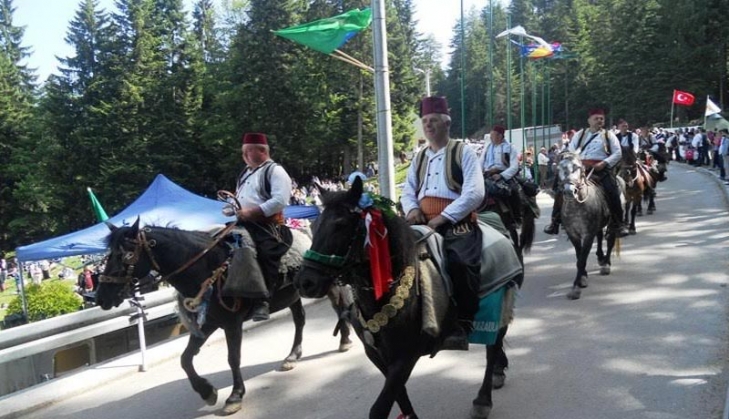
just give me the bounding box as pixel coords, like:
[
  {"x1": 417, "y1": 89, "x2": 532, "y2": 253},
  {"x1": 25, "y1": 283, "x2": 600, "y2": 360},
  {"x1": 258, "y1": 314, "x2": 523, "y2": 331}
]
[{"x1": 705, "y1": 97, "x2": 722, "y2": 117}]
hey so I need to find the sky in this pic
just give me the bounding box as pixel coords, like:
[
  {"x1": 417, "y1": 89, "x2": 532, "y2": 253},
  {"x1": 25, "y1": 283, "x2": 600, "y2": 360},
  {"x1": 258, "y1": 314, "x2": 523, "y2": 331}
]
[{"x1": 15, "y1": 0, "x2": 486, "y2": 82}]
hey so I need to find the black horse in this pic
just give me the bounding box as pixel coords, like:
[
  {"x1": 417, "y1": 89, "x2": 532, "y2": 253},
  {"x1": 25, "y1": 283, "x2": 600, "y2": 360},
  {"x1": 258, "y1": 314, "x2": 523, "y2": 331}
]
[
  {"x1": 96, "y1": 219, "x2": 352, "y2": 415},
  {"x1": 556, "y1": 152, "x2": 619, "y2": 300},
  {"x1": 479, "y1": 180, "x2": 538, "y2": 261},
  {"x1": 295, "y1": 177, "x2": 521, "y2": 419}
]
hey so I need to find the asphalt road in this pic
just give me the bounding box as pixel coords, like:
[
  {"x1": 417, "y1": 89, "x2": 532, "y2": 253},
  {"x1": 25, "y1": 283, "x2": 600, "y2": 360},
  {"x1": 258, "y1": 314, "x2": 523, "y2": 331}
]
[{"x1": 19, "y1": 162, "x2": 729, "y2": 419}]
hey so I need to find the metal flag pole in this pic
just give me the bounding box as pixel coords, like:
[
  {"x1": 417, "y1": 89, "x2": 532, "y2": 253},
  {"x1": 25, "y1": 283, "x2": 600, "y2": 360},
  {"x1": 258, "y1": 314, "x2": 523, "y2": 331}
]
[
  {"x1": 371, "y1": 0, "x2": 395, "y2": 200},
  {"x1": 670, "y1": 90, "x2": 675, "y2": 129},
  {"x1": 488, "y1": 0, "x2": 494, "y2": 129},
  {"x1": 460, "y1": 0, "x2": 466, "y2": 139},
  {"x1": 506, "y1": 14, "x2": 512, "y2": 141}
]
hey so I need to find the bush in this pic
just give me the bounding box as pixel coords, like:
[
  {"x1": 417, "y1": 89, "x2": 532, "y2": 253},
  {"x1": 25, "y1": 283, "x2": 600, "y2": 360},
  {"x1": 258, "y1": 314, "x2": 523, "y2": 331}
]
[{"x1": 5, "y1": 281, "x2": 82, "y2": 322}]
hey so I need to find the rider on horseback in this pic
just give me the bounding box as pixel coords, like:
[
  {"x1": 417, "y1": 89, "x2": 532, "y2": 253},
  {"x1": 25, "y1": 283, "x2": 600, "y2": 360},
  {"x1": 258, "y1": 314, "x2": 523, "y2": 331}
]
[
  {"x1": 401, "y1": 96, "x2": 485, "y2": 351},
  {"x1": 480, "y1": 125, "x2": 522, "y2": 226},
  {"x1": 616, "y1": 119, "x2": 639, "y2": 156},
  {"x1": 544, "y1": 108, "x2": 630, "y2": 237},
  {"x1": 227, "y1": 132, "x2": 293, "y2": 321}
]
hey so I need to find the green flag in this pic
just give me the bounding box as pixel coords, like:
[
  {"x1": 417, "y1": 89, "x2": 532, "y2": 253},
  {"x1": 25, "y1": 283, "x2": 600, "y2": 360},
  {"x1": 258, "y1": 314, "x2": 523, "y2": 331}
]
[
  {"x1": 274, "y1": 8, "x2": 372, "y2": 54},
  {"x1": 87, "y1": 187, "x2": 109, "y2": 222}
]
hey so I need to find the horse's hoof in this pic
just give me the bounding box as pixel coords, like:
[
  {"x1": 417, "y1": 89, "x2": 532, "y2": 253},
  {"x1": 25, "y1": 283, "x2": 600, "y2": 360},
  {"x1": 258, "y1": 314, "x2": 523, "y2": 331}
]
[
  {"x1": 339, "y1": 340, "x2": 353, "y2": 352},
  {"x1": 600, "y1": 265, "x2": 611, "y2": 275},
  {"x1": 221, "y1": 401, "x2": 242, "y2": 415},
  {"x1": 567, "y1": 287, "x2": 582, "y2": 300},
  {"x1": 629, "y1": 228, "x2": 636, "y2": 235},
  {"x1": 204, "y1": 388, "x2": 218, "y2": 406},
  {"x1": 279, "y1": 360, "x2": 297, "y2": 371},
  {"x1": 470, "y1": 404, "x2": 492, "y2": 419},
  {"x1": 492, "y1": 372, "x2": 506, "y2": 389},
  {"x1": 577, "y1": 276, "x2": 588, "y2": 288},
  {"x1": 647, "y1": 209, "x2": 654, "y2": 215},
  {"x1": 637, "y1": 211, "x2": 643, "y2": 216}
]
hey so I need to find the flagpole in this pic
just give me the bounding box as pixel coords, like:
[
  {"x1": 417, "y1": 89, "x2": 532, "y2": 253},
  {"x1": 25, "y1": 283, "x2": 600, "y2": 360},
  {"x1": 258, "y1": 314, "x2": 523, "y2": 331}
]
[
  {"x1": 670, "y1": 90, "x2": 674, "y2": 129},
  {"x1": 488, "y1": 0, "x2": 494, "y2": 129},
  {"x1": 506, "y1": 14, "x2": 512, "y2": 140},
  {"x1": 371, "y1": 0, "x2": 396, "y2": 200},
  {"x1": 460, "y1": 0, "x2": 466, "y2": 139}
]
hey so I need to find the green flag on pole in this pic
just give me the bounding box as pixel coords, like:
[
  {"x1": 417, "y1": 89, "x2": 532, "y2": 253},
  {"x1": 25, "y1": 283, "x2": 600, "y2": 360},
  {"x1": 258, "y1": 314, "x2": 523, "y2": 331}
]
[
  {"x1": 274, "y1": 8, "x2": 372, "y2": 55},
  {"x1": 87, "y1": 187, "x2": 109, "y2": 222}
]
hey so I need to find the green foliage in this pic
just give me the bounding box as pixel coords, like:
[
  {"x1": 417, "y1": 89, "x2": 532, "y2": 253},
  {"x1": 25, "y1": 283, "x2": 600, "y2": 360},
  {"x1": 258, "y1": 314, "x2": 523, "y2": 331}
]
[
  {"x1": 5, "y1": 281, "x2": 82, "y2": 322},
  {"x1": 1, "y1": 0, "x2": 728, "y2": 254}
]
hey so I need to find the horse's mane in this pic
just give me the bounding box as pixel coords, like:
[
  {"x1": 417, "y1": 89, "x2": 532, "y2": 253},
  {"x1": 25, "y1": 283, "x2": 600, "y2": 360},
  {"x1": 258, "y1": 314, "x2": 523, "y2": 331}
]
[
  {"x1": 106, "y1": 224, "x2": 213, "y2": 252},
  {"x1": 321, "y1": 191, "x2": 416, "y2": 276}
]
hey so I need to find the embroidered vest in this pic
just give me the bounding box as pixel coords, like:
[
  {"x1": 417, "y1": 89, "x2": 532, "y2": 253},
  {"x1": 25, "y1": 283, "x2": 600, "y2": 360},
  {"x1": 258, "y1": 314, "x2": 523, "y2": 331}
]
[{"x1": 414, "y1": 140, "x2": 464, "y2": 195}]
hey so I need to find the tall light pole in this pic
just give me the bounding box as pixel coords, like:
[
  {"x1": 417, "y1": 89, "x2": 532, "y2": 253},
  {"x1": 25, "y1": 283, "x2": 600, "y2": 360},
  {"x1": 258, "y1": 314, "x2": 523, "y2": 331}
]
[
  {"x1": 414, "y1": 67, "x2": 431, "y2": 96},
  {"x1": 488, "y1": 0, "x2": 494, "y2": 129},
  {"x1": 372, "y1": 0, "x2": 395, "y2": 199}
]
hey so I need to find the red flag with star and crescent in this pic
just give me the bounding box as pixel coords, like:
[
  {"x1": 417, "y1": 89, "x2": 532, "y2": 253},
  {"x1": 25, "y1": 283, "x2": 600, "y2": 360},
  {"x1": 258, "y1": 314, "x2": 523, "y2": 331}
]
[{"x1": 672, "y1": 90, "x2": 695, "y2": 106}]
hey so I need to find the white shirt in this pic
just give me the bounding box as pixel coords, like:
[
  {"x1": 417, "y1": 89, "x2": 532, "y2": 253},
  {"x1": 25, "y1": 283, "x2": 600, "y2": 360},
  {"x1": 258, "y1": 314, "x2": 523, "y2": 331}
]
[
  {"x1": 537, "y1": 152, "x2": 549, "y2": 166},
  {"x1": 617, "y1": 131, "x2": 639, "y2": 154},
  {"x1": 719, "y1": 135, "x2": 729, "y2": 156},
  {"x1": 480, "y1": 142, "x2": 519, "y2": 180},
  {"x1": 569, "y1": 128, "x2": 622, "y2": 168},
  {"x1": 401, "y1": 141, "x2": 485, "y2": 224},
  {"x1": 235, "y1": 160, "x2": 292, "y2": 217}
]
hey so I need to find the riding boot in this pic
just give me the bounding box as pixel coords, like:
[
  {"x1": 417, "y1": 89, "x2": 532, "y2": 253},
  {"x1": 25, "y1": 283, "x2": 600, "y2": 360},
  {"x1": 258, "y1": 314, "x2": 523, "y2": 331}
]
[
  {"x1": 543, "y1": 192, "x2": 562, "y2": 235},
  {"x1": 602, "y1": 180, "x2": 630, "y2": 238},
  {"x1": 251, "y1": 300, "x2": 270, "y2": 322},
  {"x1": 442, "y1": 318, "x2": 472, "y2": 351}
]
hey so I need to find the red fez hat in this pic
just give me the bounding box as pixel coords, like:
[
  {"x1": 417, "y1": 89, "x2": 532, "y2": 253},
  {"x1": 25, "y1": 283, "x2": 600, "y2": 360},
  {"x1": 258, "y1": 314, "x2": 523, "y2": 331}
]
[
  {"x1": 588, "y1": 108, "x2": 605, "y2": 117},
  {"x1": 241, "y1": 132, "x2": 268, "y2": 145},
  {"x1": 492, "y1": 125, "x2": 506, "y2": 136},
  {"x1": 419, "y1": 96, "x2": 449, "y2": 117}
]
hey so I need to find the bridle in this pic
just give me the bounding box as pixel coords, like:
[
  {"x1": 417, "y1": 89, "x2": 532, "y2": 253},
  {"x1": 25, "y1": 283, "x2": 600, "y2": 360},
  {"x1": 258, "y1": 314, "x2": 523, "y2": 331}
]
[
  {"x1": 99, "y1": 224, "x2": 236, "y2": 286},
  {"x1": 302, "y1": 206, "x2": 367, "y2": 282},
  {"x1": 559, "y1": 155, "x2": 594, "y2": 204}
]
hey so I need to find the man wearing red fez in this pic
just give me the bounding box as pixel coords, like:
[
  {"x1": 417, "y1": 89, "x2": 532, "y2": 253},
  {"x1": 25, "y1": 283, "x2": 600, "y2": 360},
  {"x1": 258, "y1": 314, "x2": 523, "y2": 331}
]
[
  {"x1": 226, "y1": 132, "x2": 293, "y2": 321},
  {"x1": 480, "y1": 124, "x2": 521, "y2": 223},
  {"x1": 543, "y1": 108, "x2": 629, "y2": 237},
  {"x1": 401, "y1": 96, "x2": 485, "y2": 350}
]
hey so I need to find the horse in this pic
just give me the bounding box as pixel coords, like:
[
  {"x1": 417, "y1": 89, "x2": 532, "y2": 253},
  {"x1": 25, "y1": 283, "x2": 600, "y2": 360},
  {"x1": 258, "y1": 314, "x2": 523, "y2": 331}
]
[
  {"x1": 95, "y1": 219, "x2": 353, "y2": 415},
  {"x1": 479, "y1": 177, "x2": 538, "y2": 261},
  {"x1": 295, "y1": 177, "x2": 522, "y2": 419},
  {"x1": 556, "y1": 151, "x2": 619, "y2": 300},
  {"x1": 637, "y1": 148, "x2": 664, "y2": 215},
  {"x1": 619, "y1": 146, "x2": 654, "y2": 234}
]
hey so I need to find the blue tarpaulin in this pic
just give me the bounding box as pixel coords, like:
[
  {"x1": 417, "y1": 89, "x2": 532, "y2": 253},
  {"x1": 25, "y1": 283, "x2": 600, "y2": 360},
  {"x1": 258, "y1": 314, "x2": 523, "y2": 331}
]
[{"x1": 15, "y1": 174, "x2": 319, "y2": 262}]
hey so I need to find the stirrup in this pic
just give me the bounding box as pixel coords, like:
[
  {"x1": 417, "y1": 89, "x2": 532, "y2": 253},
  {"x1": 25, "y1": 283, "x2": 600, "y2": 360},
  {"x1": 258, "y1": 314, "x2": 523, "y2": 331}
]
[{"x1": 543, "y1": 223, "x2": 559, "y2": 235}]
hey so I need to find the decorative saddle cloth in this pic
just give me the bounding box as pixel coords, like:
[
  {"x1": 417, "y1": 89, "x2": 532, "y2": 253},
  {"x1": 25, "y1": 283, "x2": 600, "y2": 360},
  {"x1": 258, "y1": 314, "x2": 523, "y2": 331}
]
[{"x1": 410, "y1": 221, "x2": 523, "y2": 340}]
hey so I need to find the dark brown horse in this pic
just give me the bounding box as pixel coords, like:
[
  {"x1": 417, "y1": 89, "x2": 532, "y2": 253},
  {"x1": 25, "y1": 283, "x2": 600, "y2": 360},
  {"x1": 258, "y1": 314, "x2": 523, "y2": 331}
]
[
  {"x1": 95, "y1": 220, "x2": 352, "y2": 415},
  {"x1": 619, "y1": 146, "x2": 654, "y2": 234}
]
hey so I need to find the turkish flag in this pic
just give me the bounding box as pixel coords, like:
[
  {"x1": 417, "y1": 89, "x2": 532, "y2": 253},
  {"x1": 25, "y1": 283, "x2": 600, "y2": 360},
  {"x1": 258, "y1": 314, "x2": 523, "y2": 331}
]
[{"x1": 673, "y1": 90, "x2": 695, "y2": 106}]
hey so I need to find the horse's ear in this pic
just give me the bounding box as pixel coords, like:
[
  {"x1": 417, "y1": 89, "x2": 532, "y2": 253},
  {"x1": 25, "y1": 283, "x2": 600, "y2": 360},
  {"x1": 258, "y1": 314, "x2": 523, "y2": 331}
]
[
  {"x1": 348, "y1": 176, "x2": 364, "y2": 202},
  {"x1": 130, "y1": 217, "x2": 141, "y2": 235},
  {"x1": 105, "y1": 222, "x2": 118, "y2": 232}
]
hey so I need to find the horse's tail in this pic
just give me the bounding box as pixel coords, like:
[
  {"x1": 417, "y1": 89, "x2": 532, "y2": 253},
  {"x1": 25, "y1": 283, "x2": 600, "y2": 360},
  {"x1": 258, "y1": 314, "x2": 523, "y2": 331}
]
[{"x1": 520, "y1": 201, "x2": 537, "y2": 254}]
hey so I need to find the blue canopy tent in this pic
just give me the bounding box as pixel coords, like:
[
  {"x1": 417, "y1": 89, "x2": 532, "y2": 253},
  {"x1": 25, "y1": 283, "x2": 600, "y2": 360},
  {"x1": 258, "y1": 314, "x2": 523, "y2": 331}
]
[{"x1": 15, "y1": 174, "x2": 319, "y2": 263}]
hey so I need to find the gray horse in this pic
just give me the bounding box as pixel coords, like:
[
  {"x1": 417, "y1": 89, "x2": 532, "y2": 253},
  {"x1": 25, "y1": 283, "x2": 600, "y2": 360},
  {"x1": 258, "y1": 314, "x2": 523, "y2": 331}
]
[{"x1": 556, "y1": 152, "x2": 621, "y2": 300}]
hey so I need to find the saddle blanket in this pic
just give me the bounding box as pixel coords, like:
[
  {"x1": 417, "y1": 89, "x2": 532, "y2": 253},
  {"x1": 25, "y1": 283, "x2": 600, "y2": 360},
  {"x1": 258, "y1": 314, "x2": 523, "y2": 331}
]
[{"x1": 411, "y1": 222, "x2": 523, "y2": 339}]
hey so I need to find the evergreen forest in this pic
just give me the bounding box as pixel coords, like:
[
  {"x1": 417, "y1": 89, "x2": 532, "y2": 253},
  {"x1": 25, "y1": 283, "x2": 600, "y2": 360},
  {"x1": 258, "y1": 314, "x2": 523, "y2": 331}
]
[{"x1": 0, "y1": 0, "x2": 727, "y2": 251}]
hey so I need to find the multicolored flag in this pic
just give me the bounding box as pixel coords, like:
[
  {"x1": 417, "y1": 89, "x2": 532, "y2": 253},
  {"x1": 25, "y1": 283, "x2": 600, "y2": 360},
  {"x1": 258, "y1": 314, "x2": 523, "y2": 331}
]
[
  {"x1": 274, "y1": 8, "x2": 373, "y2": 55},
  {"x1": 87, "y1": 187, "x2": 109, "y2": 222},
  {"x1": 672, "y1": 90, "x2": 695, "y2": 106},
  {"x1": 705, "y1": 96, "x2": 722, "y2": 116},
  {"x1": 498, "y1": 25, "x2": 555, "y2": 59}
]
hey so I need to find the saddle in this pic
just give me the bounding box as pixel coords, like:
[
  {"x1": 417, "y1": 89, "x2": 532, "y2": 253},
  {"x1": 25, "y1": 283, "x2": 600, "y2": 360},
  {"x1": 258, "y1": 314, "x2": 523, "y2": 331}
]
[
  {"x1": 410, "y1": 222, "x2": 523, "y2": 338},
  {"x1": 221, "y1": 226, "x2": 309, "y2": 298}
]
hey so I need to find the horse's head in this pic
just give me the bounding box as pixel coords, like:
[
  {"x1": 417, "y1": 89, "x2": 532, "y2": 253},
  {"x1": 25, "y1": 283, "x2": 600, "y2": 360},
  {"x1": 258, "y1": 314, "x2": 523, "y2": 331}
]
[
  {"x1": 295, "y1": 177, "x2": 368, "y2": 298},
  {"x1": 97, "y1": 218, "x2": 154, "y2": 309},
  {"x1": 556, "y1": 151, "x2": 586, "y2": 193}
]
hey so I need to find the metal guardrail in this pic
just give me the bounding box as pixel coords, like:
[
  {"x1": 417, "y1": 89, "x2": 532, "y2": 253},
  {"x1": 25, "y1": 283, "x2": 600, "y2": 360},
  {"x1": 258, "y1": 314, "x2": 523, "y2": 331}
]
[{"x1": 0, "y1": 288, "x2": 177, "y2": 364}]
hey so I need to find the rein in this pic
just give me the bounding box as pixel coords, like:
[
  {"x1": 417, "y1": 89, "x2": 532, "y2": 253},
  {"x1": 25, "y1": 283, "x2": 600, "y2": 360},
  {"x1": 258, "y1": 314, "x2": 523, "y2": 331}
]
[{"x1": 100, "y1": 223, "x2": 237, "y2": 286}]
